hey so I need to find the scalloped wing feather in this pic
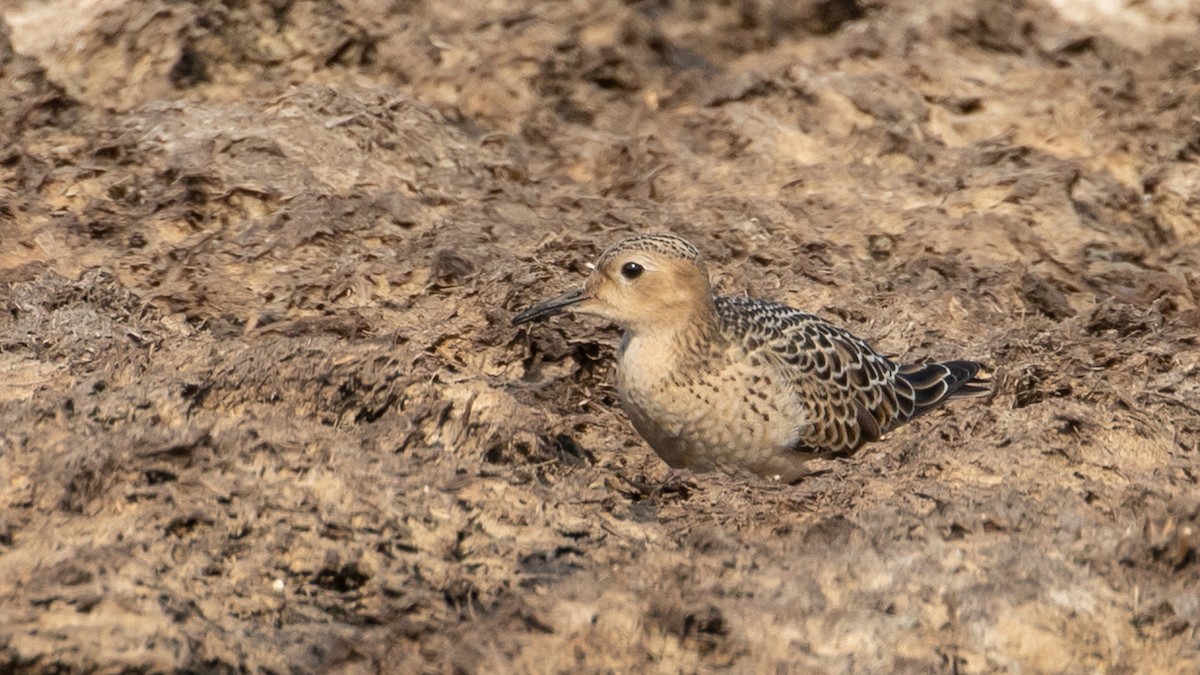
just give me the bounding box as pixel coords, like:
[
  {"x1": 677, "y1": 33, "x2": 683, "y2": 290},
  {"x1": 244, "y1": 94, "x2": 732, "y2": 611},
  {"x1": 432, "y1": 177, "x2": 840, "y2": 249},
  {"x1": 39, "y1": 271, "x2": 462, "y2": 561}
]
[{"x1": 715, "y1": 296, "x2": 984, "y2": 456}]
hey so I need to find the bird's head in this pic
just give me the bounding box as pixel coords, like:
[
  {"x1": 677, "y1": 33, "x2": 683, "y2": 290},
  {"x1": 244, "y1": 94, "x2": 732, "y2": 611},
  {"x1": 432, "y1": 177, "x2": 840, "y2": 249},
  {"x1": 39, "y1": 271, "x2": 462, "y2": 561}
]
[{"x1": 512, "y1": 234, "x2": 714, "y2": 333}]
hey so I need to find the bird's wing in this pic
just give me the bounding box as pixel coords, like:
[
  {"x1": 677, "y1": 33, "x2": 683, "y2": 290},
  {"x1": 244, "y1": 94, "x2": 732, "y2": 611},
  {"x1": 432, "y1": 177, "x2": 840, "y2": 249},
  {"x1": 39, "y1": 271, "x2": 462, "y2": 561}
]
[{"x1": 715, "y1": 296, "x2": 906, "y2": 455}]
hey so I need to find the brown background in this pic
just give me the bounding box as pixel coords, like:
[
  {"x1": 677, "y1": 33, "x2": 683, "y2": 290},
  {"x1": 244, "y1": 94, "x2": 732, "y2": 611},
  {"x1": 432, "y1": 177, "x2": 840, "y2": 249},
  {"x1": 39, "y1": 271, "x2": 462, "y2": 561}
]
[{"x1": 1, "y1": 0, "x2": 1199, "y2": 671}]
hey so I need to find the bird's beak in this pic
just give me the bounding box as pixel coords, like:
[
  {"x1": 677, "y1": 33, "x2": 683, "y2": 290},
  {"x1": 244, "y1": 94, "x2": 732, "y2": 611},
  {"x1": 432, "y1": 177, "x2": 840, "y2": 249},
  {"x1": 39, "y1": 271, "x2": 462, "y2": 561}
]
[{"x1": 512, "y1": 287, "x2": 588, "y2": 325}]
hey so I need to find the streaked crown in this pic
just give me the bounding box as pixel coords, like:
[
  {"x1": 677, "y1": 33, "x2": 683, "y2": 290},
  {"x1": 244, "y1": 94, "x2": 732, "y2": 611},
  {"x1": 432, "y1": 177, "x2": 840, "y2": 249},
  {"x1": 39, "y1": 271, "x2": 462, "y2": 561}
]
[{"x1": 596, "y1": 234, "x2": 702, "y2": 269}]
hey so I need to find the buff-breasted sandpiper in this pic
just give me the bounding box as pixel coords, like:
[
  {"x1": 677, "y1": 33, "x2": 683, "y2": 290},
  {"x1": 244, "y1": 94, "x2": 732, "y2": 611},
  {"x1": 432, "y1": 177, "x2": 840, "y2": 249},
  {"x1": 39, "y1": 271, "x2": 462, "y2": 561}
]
[{"x1": 513, "y1": 234, "x2": 987, "y2": 482}]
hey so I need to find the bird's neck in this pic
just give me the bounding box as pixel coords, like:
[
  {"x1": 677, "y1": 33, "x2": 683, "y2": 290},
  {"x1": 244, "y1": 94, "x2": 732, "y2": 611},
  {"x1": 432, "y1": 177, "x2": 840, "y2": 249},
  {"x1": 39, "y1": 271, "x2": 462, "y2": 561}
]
[{"x1": 619, "y1": 300, "x2": 721, "y2": 374}]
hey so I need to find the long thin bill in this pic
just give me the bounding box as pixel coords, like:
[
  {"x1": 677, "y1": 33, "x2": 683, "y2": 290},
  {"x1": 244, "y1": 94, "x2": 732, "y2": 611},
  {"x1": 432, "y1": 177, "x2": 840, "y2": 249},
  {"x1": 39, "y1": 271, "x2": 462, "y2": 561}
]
[{"x1": 511, "y1": 288, "x2": 587, "y2": 325}]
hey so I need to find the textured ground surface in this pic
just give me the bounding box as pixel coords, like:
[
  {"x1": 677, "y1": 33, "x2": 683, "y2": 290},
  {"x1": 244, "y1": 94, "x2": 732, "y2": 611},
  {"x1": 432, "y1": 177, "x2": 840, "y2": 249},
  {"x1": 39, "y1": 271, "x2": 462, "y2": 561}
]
[{"x1": 2, "y1": 0, "x2": 1199, "y2": 672}]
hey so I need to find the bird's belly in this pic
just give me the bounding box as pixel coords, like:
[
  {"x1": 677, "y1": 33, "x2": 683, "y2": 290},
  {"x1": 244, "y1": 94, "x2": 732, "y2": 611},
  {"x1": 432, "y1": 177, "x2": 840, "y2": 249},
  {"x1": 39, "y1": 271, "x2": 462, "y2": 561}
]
[{"x1": 617, "y1": 359, "x2": 808, "y2": 478}]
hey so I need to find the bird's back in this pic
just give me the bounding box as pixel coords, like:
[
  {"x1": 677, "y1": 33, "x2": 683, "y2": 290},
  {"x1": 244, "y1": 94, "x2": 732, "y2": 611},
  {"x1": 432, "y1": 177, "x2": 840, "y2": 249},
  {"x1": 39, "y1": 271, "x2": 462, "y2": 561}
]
[{"x1": 713, "y1": 295, "x2": 986, "y2": 455}]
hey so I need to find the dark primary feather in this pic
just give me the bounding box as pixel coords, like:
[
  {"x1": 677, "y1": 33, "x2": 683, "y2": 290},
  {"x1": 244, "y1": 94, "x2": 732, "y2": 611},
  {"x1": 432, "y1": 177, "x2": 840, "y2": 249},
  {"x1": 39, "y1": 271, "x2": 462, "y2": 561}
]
[
  {"x1": 714, "y1": 295, "x2": 986, "y2": 455},
  {"x1": 895, "y1": 360, "x2": 988, "y2": 418}
]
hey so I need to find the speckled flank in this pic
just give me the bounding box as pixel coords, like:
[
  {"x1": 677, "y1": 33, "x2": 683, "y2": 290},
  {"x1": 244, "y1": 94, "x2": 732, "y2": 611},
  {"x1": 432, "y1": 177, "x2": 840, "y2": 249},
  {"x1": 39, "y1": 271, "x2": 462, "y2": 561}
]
[{"x1": 516, "y1": 233, "x2": 987, "y2": 482}]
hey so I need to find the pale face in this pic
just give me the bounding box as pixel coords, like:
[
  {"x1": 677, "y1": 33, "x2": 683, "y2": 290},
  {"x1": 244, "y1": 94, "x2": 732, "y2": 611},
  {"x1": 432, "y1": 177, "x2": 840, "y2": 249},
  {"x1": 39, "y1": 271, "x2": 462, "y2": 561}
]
[{"x1": 512, "y1": 248, "x2": 713, "y2": 332}]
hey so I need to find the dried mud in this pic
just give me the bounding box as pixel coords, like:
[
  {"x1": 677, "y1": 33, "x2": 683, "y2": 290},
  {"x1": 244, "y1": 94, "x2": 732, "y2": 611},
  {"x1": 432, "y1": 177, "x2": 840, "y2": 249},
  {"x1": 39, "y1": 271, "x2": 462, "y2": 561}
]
[{"x1": 1, "y1": 0, "x2": 1199, "y2": 672}]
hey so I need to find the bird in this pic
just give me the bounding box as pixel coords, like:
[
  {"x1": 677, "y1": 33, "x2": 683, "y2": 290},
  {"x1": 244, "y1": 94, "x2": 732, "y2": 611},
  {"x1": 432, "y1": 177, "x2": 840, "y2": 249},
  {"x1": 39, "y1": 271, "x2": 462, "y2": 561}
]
[{"x1": 512, "y1": 233, "x2": 988, "y2": 482}]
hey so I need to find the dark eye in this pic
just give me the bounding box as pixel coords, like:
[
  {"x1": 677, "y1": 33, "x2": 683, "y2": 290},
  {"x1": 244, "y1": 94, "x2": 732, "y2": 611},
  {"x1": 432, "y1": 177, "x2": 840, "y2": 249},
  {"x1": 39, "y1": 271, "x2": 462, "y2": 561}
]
[{"x1": 620, "y1": 262, "x2": 644, "y2": 280}]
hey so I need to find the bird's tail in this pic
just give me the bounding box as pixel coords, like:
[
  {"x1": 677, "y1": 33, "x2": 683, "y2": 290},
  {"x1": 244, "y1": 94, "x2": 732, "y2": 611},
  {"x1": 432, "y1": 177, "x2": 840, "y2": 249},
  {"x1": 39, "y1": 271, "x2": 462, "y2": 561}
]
[{"x1": 896, "y1": 360, "x2": 989, "y2": 421}]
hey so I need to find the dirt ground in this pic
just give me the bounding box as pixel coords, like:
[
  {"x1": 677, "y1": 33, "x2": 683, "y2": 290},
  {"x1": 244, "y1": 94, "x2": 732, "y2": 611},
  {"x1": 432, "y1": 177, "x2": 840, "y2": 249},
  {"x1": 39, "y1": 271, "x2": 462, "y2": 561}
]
[{"x1": 1, "y1": 0, "x2": 1199, "y2": 672}]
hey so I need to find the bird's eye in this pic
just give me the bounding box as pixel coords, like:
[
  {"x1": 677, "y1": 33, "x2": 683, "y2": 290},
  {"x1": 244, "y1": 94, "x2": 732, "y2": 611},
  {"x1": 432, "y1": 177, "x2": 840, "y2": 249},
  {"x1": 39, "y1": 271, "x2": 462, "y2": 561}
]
[{"x1": 620, "y1": 261, "x2": 644, "y2": 280}]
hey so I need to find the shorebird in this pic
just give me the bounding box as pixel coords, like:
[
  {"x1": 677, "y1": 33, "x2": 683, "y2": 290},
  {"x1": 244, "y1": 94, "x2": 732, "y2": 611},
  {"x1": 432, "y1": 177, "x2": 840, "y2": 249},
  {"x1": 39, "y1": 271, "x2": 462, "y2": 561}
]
[{"x1": 512, "y1": 234, "x2": 987, "y2": 482}]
